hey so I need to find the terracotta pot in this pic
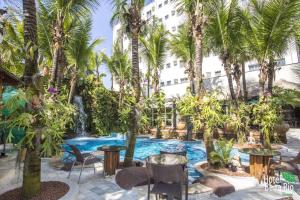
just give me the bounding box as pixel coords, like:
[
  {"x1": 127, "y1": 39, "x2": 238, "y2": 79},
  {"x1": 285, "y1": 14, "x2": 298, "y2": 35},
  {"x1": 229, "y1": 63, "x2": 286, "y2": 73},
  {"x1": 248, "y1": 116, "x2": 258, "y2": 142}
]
[
  {"x1": 275, "y1": 123, "x2": 289, "y2": 144},
  {"x1": 224, "y1": 123, "x2": 234, "y2": 133},
  {"x1": 176, "y1": 121, "x2": 186, "y2": 130}
]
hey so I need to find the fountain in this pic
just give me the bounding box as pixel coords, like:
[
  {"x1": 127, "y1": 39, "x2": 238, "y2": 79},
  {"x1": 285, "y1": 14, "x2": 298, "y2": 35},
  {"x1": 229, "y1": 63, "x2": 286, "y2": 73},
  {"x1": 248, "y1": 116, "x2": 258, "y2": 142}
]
[{"x1": 73, "y1": 95, "x2": 88, "y2": 136}]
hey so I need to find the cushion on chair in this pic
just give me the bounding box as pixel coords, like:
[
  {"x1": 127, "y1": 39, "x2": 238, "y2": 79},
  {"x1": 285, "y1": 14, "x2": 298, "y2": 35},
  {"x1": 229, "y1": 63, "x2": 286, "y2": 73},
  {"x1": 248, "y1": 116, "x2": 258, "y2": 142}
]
[
  {"x1": 193, "y1": 176, "x2": 235, "y2": 197},
  {"x1": 115, "y1": 167, "x2": 151, "y2": 190}
]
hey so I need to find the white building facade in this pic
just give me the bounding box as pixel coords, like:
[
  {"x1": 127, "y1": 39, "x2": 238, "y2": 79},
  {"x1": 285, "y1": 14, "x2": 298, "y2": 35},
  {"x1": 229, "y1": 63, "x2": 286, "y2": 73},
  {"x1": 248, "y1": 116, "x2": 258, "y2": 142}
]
[{"x1": 112, "y1": 0, "x2": 300, "y2": 100}]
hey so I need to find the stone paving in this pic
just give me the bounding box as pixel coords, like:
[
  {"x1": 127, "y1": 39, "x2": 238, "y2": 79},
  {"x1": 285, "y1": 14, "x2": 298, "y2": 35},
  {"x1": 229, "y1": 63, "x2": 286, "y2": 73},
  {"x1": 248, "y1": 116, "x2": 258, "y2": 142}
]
[{"x1": 0, "y1": 129, "x2": 300, "y2": 200}]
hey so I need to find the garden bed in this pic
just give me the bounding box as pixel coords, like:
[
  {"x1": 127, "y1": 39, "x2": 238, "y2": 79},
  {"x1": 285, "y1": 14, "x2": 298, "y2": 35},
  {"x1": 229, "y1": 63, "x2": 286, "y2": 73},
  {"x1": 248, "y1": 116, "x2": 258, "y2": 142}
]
[
  {"x1": 0, "y1": 181, "x2": 69, "y2": 200},
  {"x1": 196, "y1": 162, "x2": 251, "y2": 177}
]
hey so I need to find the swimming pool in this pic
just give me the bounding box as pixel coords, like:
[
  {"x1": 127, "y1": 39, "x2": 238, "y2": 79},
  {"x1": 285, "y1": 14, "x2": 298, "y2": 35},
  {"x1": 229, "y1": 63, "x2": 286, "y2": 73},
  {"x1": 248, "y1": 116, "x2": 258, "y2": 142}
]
[{"x1": 64, "y1": 137, "x2": 249, "y2": 181}]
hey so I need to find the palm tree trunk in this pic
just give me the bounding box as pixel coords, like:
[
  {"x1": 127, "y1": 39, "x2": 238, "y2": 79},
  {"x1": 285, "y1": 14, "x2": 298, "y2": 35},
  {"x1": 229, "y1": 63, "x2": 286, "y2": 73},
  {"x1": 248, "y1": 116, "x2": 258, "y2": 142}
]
[
  {"x1": 224, "y1": 60, "x2": 236, "y2": 101},
  {"x1": 241, "y1": 62, "x2": 248, "y2": 101},
  {"x1": 119, "y1": 81, "x2": 125, "y2": 107},
  {"x1": 194, "y1": 38, "x2": 203, "y2": 96},
  {"x1": 124, "y1": 31, "x2": 140, "y2": 167},
  {"x1": 204, "y1": 130, "x2": 214, "y2": 166},
  {"x1": 259, "y1": 61, "x2": 268, "y2": 97},
  {"x1": 68, "y1": 67, "x2": 77, "y2": 103},
  {"x1": 267, "y1": 63, "x2": 274, "y2": 95},
  {"x1": 22, "y1": 0, "x2": 41, "y2": 198},
  {"x1": 51, "y1": 17, "x2": 65, "y2": 91},
  {"x1": 111, "y1": 74, "x2": 114, "y2": 91}
]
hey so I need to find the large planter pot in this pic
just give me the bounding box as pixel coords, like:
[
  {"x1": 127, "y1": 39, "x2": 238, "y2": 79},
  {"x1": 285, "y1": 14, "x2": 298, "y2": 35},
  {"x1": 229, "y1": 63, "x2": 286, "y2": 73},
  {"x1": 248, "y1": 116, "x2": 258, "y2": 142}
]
[
  {"x1": 224, "y1": 123, "x2": 234, "y2": 134},
  {"x1": 275, "y1": 123, "x2": 289, "y2": 144},
  {"x1": 213, "y1": 128, "x2": 224, "y2": 139},
  {"x1": 176, "y1": 121, "x2": 186, "y2": 130}
]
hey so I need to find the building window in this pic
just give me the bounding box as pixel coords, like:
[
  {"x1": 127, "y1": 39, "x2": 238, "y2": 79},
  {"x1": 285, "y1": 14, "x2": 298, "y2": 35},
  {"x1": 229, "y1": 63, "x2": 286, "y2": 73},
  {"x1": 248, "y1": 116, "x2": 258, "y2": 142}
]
[
  {"x1": 164, "y1": 0, "x2": 168, "y2": 5},
  {"x1": 165, "y1": 15, "x2": 169, "y2": 20},
  {"x1": 172, "y1": 26, "x2": 176, "y2": 32},
  {"x1": 275, "y1": 58, "x2": 286, "y2": 67},
  {"x1": 167, "y1": 81, "x2": 171, "y2": 86},
  {"x1": 180, "y1": 78, "x2": 188, "y2": 83},
  {"x1": 180, "y1": 60, "x2": 185, "y2": 68},
  {"x1": 161, "y1": 82, "x2": 165, "y2": 87},
  {"x1": 248, "y1": 64, "x2": 259, "y2": 71},
  {"x1": 177, "y1": 8, "x2": 182, "y2": 16},
  {"x1": 206, "y1": 72, "x2": 211, "y2": 78},
  {"x1": 174, "y1": 79, "x2": 178, "y2": 84},
  {"x1": 166, "y1": 63, "x2": 171, "y2": 68},
  {"x1": 173, "y1": 60, "x2": 177, "y2": 66},
  {"x1": 158, "y1": 3, "x2": 162, "y2": 8},
  {"x1": 146, "y1": 10, "x2": 152, "y2": 19},
  {"x1": 215, "y1": 71, "x2": 221, "y2": 77},
  {"x1": 171, "y1": 10, "x2": 175, "y2": 16}
]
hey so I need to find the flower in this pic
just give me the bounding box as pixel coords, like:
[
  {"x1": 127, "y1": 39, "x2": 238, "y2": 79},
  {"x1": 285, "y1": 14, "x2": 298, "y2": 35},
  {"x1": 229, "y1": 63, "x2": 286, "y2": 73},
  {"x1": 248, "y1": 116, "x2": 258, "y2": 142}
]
[{"x1": 47, "y1": 87, "x2": 57, "y2": 94}]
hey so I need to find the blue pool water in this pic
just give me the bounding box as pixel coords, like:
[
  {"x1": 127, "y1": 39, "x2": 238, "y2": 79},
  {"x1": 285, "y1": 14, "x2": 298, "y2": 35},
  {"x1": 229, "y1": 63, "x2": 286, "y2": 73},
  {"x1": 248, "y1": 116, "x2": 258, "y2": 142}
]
[{"x1": 64, "y1": 137, "x2": 249, "y2": 181}]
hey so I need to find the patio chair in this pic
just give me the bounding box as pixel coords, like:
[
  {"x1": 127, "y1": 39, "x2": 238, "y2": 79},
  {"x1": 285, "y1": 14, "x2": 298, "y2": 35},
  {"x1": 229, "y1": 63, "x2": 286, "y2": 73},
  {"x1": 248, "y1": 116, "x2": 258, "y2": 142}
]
[
  {"x1": 147, "y1": 163, "x2": 188, "y2": 200},
  {"x1": 67, "y1": 144, "x2": 103, "y2": 183},
  {"x1": 267, "y1": 151, "x2": 300, "y2": 182}
]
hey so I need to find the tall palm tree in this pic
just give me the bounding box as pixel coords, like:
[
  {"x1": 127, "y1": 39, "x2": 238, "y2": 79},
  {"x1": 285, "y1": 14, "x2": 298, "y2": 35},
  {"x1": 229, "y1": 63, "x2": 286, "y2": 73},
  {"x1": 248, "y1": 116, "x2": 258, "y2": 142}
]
[
  {"x1": 244, "y1": 0, "x2": 300, "y2": 96},
  {"x1": 66, "y1": 17, "x2": 102, "y2": 103},
  {"x1": 205, "y1": 0, "x2": 243, "y2": 102},
  {"x1": 37, "y1": 0, "x2": 99, "y2": 92},
  {"x1": 111, "y1": 0, "x2": 145, "y2": 166},
  {"x1": 177, "y1": 0, "x2": 206, "y2": 96},
  {"x1": 139, "y1": 24, "x2": 168, "y2": 95},
  {"x1": 103, "y1": 42, "x2": 131, "y2": 107},
  {"x1": 139, "y1": 24, "x2": 168, "y2": 138},
  {"x1": 169, "y1": 23, "x2": 196, "y2": 94},
  {"x1": 22, "y1": 0, "x2": 42, "y2": 198}
]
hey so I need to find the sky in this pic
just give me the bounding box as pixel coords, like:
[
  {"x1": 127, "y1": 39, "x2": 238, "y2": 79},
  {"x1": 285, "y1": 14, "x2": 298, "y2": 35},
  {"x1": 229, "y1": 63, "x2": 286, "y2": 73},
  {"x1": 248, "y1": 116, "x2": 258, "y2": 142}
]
[{"x1": 91, "y1": 2, "x2": 113, "y2": 89}]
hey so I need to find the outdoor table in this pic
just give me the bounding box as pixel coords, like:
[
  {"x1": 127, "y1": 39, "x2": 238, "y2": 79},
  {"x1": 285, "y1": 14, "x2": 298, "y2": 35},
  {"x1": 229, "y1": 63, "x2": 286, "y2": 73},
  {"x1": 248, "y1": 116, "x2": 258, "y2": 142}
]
[
  {"x1": 146, "y1": 153, "x2": 188, "y2": 166},
  {"x1": 239, "y1": 148, "x2": 280, "y2": 182},
  {"x1": 98, "y1": 145, "x2": 126, "y2": 176}
]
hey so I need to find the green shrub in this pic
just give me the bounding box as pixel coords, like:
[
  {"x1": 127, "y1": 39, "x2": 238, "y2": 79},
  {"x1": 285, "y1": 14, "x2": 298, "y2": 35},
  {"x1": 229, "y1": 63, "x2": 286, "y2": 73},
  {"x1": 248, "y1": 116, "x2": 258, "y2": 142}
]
[{"x1": 210, "y1": 138, "x2": 234, "y2": 168}]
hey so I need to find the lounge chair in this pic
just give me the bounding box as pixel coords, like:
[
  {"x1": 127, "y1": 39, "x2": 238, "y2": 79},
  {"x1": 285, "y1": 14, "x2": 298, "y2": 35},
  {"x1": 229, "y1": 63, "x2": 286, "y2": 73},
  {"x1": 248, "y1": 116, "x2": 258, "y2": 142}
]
[
  {"x1": 147, "y1": 163, "x2": 188, "y2": 200},
  {"x1": 67, "y1": 144, "x2": 103, "y2": 183}
]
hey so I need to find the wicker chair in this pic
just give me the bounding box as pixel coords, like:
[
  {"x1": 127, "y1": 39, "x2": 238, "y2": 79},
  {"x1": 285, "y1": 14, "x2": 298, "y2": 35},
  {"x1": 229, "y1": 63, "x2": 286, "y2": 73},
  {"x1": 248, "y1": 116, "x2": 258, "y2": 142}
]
[
  {"x1": 67, "y1": 144, "x2": 103, "y2": 183},
  {"x1": 147, "y1": 163, "x2": 188, "y2": 200}
]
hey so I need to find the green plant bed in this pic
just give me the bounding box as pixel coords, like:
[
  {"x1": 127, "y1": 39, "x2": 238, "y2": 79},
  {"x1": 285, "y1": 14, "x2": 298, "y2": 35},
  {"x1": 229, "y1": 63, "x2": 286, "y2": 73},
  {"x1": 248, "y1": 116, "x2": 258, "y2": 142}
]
[{"x1": 196, "y1": 162, "x2": 251, "y2": 177}]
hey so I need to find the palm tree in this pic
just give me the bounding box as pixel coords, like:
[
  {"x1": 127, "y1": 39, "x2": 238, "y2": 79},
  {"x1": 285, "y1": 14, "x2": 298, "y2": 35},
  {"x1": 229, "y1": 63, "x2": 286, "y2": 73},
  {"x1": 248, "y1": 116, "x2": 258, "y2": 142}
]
[
  {"x1": 205, "y1": 0, "x2": 243, "y2": 102},
  {"x1": 244, "y1": 0, "x2": 300, "y2": 96},
  {"x1": 103, "y1": 42, "x2": 131, "y2": 107},
  {"x1": 37, "y1": 0, "x2": 99, "y2": 92},
  {"x1": 111, "y1": 0, "x2": 145, "y2": 166},
  {"x1": 169, "y1": 23, "x2": 196, "y2": 94},
  {"x1": 22, "y1": 0, "x2": 42, "y2": 198},
  {"x1": 177, "y1": 0, "x2": 206, "y2": 96},
  {"x1": 66, "y1": 17, "x2": 102, "y2": 103},
  {"x1": 139, "y1": 24, "x2": 168, "y2": 138},
  {"x1": 140, "y1": 25, "x2": 168, "y2": 95}
]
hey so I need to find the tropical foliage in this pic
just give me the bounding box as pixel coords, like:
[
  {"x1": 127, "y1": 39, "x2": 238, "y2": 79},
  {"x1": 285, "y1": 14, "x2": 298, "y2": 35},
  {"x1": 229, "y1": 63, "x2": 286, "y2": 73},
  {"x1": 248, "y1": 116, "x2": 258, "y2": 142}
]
[{"x1": 210, "y1": 138, "x2": 234, "y2": 168}]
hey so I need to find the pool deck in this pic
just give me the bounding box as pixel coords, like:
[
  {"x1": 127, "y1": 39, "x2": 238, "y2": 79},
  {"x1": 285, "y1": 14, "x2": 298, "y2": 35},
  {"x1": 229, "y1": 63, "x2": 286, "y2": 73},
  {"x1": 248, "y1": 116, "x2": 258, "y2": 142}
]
[{"x1": 0, "y1": 129, "x2": 300, "y2": 200}]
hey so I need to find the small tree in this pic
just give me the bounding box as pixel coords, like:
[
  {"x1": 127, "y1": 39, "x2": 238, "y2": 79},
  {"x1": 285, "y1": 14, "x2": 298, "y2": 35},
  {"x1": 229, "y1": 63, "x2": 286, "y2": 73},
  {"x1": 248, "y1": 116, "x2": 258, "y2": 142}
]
[{"x1": 178, "y1": 91, "x2": 225, "y2": 166}]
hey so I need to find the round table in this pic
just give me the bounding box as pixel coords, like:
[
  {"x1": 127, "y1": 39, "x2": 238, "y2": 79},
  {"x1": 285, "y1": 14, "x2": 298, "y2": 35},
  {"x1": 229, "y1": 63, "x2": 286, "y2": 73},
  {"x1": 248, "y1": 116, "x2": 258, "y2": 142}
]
[
  {"x1": 98, "y1": 145, "x2": 126, "y2": 176},
  {"x1": 239, "y1": 148, "x2": 280, "y2": 182},
  {"x1": 147, "y1": 154, "x2": 188, "y2": 165}
]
